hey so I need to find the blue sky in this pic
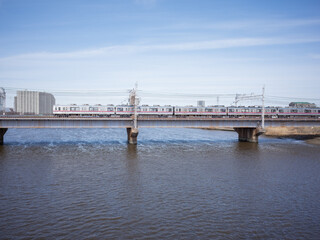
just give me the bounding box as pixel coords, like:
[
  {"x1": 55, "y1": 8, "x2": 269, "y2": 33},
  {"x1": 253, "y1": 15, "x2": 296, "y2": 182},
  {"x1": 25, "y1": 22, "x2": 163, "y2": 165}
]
[{"x1": 0, "y1": 0, "x2": 320, "y2": 106}]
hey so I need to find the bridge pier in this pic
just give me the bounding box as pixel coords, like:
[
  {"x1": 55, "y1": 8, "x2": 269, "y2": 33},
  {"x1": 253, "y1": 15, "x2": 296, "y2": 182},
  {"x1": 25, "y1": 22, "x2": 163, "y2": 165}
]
[
  {"x1": 0, "y1": 128, "x2": 7, "y2": 145},
  {"x1": 127, "y1": 128, "x2": 139, "y2": 145},
  {"x1": 234, "y1": 127, "x2": 265, "y2": 143}
]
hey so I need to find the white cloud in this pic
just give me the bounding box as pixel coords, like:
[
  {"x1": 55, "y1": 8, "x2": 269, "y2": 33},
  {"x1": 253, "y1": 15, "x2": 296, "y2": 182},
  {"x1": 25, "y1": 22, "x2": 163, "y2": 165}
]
[
  {"x1": 1, "y1": 37, "x2": 320, "y2": 62},
  {"x1": 167, "y1": 18, "x2": 320, "y2": 31}
]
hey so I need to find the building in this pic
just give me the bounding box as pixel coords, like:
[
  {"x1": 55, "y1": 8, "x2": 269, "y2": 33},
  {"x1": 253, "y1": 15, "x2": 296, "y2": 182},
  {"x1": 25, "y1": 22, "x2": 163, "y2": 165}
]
[
  {"x1": 197, "y1": 100, "x2": 205, "y2": 107},
  {"x1": 289, "y1": 102, "x2": 316, "y2": 108},
  {"x1": 0, "y1": 88, "x2": 5, "y2": 113},
  {"x1": 15, "y1": 90, "x2": 55, "y2": 115}
]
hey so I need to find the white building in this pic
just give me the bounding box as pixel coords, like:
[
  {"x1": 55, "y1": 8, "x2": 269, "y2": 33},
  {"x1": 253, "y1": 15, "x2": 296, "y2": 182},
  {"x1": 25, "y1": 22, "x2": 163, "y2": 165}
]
[
  {"x1": 0, "y1": 88, "x2": 5, "y2": 113},
  {"x1": 15, "y1": 90, "x2": 55, "y2": 115},
  {"x1": 197, "y1": 100, "x2": 205, "y2": 107}
]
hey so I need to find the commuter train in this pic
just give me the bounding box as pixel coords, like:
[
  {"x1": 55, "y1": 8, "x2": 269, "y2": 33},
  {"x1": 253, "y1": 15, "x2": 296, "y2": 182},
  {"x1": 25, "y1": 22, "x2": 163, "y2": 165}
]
[{"x1": 53, "y1": 104, "x2": 320, "y2": 118}]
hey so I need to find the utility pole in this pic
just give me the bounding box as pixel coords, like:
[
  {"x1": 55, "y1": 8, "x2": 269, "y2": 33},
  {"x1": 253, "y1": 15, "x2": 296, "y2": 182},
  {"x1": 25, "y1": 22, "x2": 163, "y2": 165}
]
[
  {"x1": 127, "y1": 83, "x2": 140, "y2": 144},
  {"x1": 134, "y1": 83, "x2": 138, "y2": 129},
  {"x1": 262, "y1": 85, "x2": 265, "y2": 129},
  {"x1": 235, "y1": 94, "x2": 238, "y2": 107},
  {"x1": 232, "y1": 86, "x2": 266, "y2": 130},
  {"x1": 129, "y1": 83, "x2": 139, "y2": 129}
]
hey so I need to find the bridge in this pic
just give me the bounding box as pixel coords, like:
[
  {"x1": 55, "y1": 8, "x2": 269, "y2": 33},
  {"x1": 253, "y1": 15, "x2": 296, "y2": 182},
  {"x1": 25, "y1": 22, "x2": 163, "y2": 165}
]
[{"x1": 1, "y1": 116, "x2": 320, "y2": 144}]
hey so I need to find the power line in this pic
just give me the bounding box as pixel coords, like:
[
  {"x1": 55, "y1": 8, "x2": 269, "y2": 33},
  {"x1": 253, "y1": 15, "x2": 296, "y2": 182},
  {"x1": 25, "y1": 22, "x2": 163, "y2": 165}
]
[{"x1": 2, "y1": 87, "x2": 320, "y2": 105}]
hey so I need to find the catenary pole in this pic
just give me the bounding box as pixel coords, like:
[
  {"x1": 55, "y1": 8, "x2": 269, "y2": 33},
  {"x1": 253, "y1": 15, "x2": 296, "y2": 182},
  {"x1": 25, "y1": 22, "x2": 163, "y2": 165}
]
[{"x1": 262, "y1": 86, "x2": 265, "y2": 129}]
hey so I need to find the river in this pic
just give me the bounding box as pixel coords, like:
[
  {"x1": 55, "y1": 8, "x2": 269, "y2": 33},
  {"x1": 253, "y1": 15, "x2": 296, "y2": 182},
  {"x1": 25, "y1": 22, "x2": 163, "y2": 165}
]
[{"x1": 0, "y1": 128, "x2": 320, "y2": 239}]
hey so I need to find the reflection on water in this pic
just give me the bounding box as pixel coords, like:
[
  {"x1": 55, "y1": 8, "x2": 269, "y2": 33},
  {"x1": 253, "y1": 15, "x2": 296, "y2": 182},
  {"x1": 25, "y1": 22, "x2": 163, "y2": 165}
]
[{"x1": 0, "y1": 128, "x2": 320, "y2": 239}]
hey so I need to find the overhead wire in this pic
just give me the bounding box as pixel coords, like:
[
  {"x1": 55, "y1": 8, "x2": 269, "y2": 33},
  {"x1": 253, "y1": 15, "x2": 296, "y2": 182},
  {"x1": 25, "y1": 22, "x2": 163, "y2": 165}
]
[{"x1": 2, "y1": 87, "x2": 320, "y2": 106}]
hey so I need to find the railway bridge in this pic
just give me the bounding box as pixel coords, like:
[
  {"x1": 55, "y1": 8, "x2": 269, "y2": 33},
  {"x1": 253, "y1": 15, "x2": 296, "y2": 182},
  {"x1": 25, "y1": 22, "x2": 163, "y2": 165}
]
[{"x1": 1, "y1": 116, "x2": 320, "y2": 144}]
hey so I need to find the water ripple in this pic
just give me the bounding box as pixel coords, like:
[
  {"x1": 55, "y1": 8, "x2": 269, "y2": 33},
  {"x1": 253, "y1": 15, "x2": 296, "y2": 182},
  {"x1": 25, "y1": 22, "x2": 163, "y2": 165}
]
[{"x1": 1, "y1": 128, "x2": 320, "y2": 239}]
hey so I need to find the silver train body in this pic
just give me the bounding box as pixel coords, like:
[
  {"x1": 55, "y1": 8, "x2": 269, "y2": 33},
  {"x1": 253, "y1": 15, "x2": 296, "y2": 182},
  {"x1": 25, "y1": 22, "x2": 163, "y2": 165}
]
[{"x1": 53, "y1": 104, "x2": 320, "y2": 118}]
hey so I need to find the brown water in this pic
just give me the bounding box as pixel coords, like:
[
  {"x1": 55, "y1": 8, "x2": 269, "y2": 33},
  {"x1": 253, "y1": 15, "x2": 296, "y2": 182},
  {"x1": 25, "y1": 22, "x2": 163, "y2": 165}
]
[{"x1": 1, "y1": 128, "x2": 320, "y2": 239}]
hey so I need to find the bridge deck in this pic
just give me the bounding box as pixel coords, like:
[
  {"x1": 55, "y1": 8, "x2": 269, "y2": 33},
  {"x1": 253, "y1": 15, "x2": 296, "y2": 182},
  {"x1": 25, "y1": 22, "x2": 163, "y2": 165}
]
[{"x1": 1, "y1": 116, "x2": 320, "y2": 128}]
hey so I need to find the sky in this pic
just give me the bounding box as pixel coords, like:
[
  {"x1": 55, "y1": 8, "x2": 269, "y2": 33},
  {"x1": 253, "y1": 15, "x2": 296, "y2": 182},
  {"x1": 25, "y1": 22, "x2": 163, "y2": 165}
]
[{"x1": 0, "y1": 0, "x2": 320, "y2": 107}]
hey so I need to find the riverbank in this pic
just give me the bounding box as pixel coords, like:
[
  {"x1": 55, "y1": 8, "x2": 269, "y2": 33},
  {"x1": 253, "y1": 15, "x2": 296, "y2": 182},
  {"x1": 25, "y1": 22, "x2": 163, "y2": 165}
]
[
  {"x1": 264, "y1": 126, "x2": 320, "y2": 138},
  {"x1": 305, "y1": 137, "x2": 320, "y2": 145}
]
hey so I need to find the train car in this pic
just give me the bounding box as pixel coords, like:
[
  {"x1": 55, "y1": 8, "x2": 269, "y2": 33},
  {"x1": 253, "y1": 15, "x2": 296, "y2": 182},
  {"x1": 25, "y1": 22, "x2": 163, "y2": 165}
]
[
  {"x1": 227, "y1": 106, "x2": 261, "y2": 117},
  {"x1": 277, "y1": 107, "x2": 320, "y2": 118},
  {"x1": 115, "y1": 105, "x2": 174, "y2": 117},
  {"x1": 174, "y1": 106, "x2": 227, "y2": 117},
  {"x1": 53, "y1": 103, "x2": 320, "y2": 119},
  {"x1": 53, "y1": 104, "x2": 116, "y2": 117},
  {"x1": 138, "y1": 105, "x2": 173, "y2": 116},
  {"x1": 115, "y1": 105, "x2": 134, "y2": 117},
  {"x1": 264, "y1": 107, "x2": 278, "y2": 118},
  {"x1": 227, "y1": 106, "x2": 278, "y2": 118}
]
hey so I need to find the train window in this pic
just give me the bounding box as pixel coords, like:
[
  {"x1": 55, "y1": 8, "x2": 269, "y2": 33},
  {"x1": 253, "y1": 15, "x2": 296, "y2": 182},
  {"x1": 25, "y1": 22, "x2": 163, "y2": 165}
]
[
  {"x1": 318, "y1": 110, "x2": 320, "y2": 113},
  {"x1": 118, "y1": 108, "x2": 123, "y2": 111},
  {"x1": 229, "y1": 109, "x2": 234, "y2": 112},
  {"x1": 279, "y1": 109, "x2": 284, "y2": 113},
  {"x1": 291, "y1": 109, "x2": 297, "y2": 113},
  {"x1": 107, "y1": 107, "x2": 113, "y2": 111},
  {"x1": 221, "y1": 109, "x2": 226, "y2": 112},
  {"x1": 305, "y1": 109, "x2": 311, "y2": 113},
  {"x1": 205, "y1": 108, "x2": 213, "y2": 112},
  {"x1": 166, "y1": 108, "x2": 172, "y2": 112},
  {"x1": 143, "y1": 108, "x2": 147, "y2": 111},
  {"x1": 150, "y1": 108, "x2": 158, "y2": 112},
  {"x1": 191, "y1": 108, "x2": 197, "y2": 112}
]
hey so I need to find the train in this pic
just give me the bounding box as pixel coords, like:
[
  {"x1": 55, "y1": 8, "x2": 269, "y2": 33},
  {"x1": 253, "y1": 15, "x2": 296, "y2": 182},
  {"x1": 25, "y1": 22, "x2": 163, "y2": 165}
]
[{"x1": 53, "y1": 104, "x2": 320, "y2": 118}]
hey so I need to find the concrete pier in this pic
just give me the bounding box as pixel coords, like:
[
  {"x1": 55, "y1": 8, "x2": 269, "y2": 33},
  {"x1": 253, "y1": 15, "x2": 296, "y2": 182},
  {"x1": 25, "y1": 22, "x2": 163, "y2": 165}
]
[
  {"x1": 127, "y1": 128, "x2": 139, "y2": 145},
  {"x1": 234, "y1": 127, "x2": 265, "y2": 143},
  {"x1": 0, "y1": 128, "x2": 7, "y2": 145}
]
